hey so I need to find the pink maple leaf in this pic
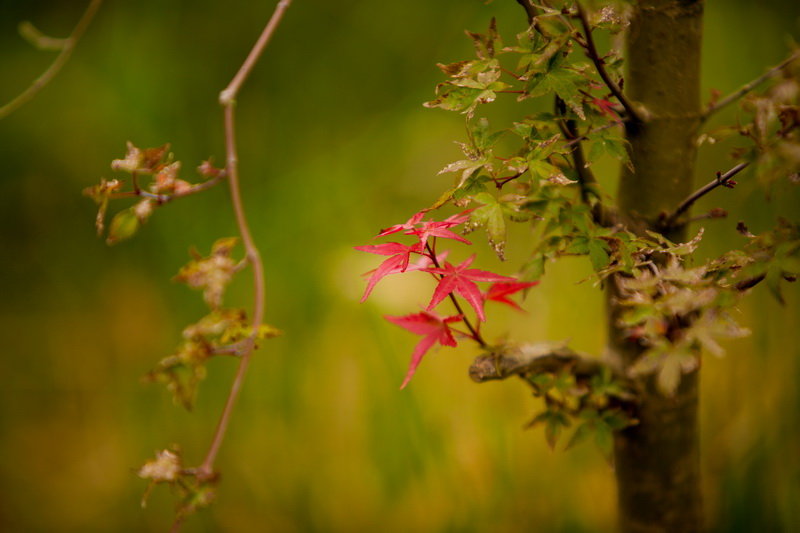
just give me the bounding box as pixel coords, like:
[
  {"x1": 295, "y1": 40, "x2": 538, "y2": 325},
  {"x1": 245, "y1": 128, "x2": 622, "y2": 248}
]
[
  {"x1": 355, "y1": 242, "x2": 423, "y2": 302},
  {"x1": 384, "y1": 311, "x2": 462, "y2": 389},
  {"x1": 485, "y1": 281, "x2": 540, "y2": 312},
  {"x1": 425, "y1": 255, "x2": 515, "y2": 321}
]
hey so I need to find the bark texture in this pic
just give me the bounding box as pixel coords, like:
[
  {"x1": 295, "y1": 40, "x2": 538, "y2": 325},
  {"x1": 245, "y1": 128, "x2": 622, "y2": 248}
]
[{"x1": 611, "y1": 1, "x2": 705, "y2": 532}]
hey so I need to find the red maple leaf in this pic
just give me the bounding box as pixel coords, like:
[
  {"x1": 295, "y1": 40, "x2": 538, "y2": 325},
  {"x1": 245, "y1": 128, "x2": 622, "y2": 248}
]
[
  {"x1": 485, "y1": 281, "x2": 540, "y2": 312},
  {"x1": 425, "y1": 255, "x2": 515, "y2": 321},
  {"x1": 409, "y1": 210, "x2": 473, "y2": 247},
  {"x1": 377, "y1": 209, "x2": 473, "y2": 247},
  {"x1": 361, "y1": 250, "x2": 450, "y2": 283},
  {"x1": 377, "y1": 210, "x2": 429, "y2": 238},
  {"x1": 384, "y1": 311, "x2": 462, "y2": 389},
  {"x1": 355, "y1": 242, "x2": 423, "y2": 302},
  {"x1": 374, "y1": 250, "x2": 450, "y2": 275},
  {"x1": 592, "y1": 98, "x2": 622, "y2": 122}
]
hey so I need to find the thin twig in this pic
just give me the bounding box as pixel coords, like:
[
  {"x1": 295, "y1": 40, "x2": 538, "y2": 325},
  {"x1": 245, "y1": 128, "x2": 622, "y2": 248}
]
[
  {"x1": 563, "y1": 121, "x2": 620, "y2": 148},
  {"x1": 663, "y1": 162, "x2": 749, "y2": 227},
  {"x1": 196, "y1": 0, "x2": 292, "y2": 481},
  {"x1": 174, "y1": 174, "x2": 227, "y2": 197},
  {"x1": 0, "y1": 0, "x2": 103, "y2": 119},
  {"x1": 554, "y1": 98, "x2": 619, "y2": 225},
  {"x1": 493, "y1": 170, "x2": 525, "y2": 189},
  {"x1": 425, "y1": 243, "x2": 488, "y2": 348},
  {"x1": 555, "y1": 97, "x2": 597, "y2": 204},
  {"x1": 170, "y1": 515, "x2": 185, "y2": 533},
  {"x1": 515, "y1": 0, "x2": 538, "y2": 25},
  {"x1": 219, "y1": 0, "x2": 292, "y2": 106},
  {"x1": 685, "y1": 208, "x2": 727, "y2": 224},
  {"x1": 575, "y1": 2, "x2": 642, "y2": 123},
  {"x1": 108, "y1": 173, "x2": 226, "y2": 204},
  {"x1": 703, "y1": 52, "x2": 799, "y2": 121}
]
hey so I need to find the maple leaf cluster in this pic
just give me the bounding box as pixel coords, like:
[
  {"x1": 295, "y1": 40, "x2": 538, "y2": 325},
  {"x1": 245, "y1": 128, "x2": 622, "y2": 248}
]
[{"x1": 356, "y1": 209, "x2": 538, "y2": 388}]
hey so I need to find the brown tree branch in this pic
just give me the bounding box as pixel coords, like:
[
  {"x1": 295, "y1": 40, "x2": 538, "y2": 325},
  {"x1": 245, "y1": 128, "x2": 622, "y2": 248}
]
[
  {"x1": 196, "y1": 0, "x2": 292, "y2": 482},
  {"x1": 0, "y1": 0, "x2": 104, "y2": 120},
  {"x1": 469, "y1": 342, "x2": 627, "y2": 390},
  {"x1": 515, "y1": 0, "x2": 611, "y2": 218},
  {"x1": 702, "y1": 51, "x2": 799, "y2": 121},
  {"x1": 515, "y1": 0, "x2": 538, "y2": 25},
  {"x1": 662, "y1": 162, "x2": 749, "y2": 228},
  {"x1": 555, "y1": 97, "x2": 597, "y2": 204},
  {"x1": 575, "y1": 2, "x2": 642, "y2": 123},
  {"x1": 554, "y1": 98, "x2": 620, "y2": 226}
]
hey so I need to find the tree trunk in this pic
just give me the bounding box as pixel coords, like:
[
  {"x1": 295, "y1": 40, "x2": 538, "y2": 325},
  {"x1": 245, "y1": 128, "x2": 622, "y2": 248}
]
[{"x1": 611, "y1": 1, "x2": 704, "y2": 531}]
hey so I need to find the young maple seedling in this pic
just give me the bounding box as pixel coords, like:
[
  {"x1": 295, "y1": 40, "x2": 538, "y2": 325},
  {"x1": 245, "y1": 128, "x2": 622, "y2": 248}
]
[{"x1": 360, "y1": 5, "x2": 799, "y2": 530}]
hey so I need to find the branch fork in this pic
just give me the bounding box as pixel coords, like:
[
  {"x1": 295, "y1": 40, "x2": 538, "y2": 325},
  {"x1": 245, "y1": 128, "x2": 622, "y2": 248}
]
[
  {"x1": 471, "y1": 342, "x2": 607, "y2": 383},
  {"x1": 662, "y1": 162, "x2": 750, "y2": 228},
  {"x1": 574, "y1": 3, "x2": 643, "y2": 124},
  {"x1": 0, "y1": 0, "x2": 104, "y2": 119}
]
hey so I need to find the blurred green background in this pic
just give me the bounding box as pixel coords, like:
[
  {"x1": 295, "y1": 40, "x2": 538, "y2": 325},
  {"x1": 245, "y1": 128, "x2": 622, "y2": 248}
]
[{"x1": 1, "y1": 1, "x2": 799, "y2": 531}]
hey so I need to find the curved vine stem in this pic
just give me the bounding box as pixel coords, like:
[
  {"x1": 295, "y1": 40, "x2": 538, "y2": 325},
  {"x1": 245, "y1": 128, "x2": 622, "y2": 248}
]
[
  {"x1": 196, "y1": 0, "x2": 293, "y2": 481},
  {"x1": 0, "y1": 0, "x2": 104, "y2": 120}
]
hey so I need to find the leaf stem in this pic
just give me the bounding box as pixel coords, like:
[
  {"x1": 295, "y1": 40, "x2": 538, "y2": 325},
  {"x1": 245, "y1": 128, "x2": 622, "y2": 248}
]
[
  {"x1": 493, "y1": 170, "x2": 525, "y2": 189},
  {"x1": 196, "y1": 0, "x2": 292, "y2": 481},
  {"x1": 424, "y1": 243, "x2": 488, "y2": 348},
  {"x1": 0, "y1": 0, "x2": 104, "y2": 120}
]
